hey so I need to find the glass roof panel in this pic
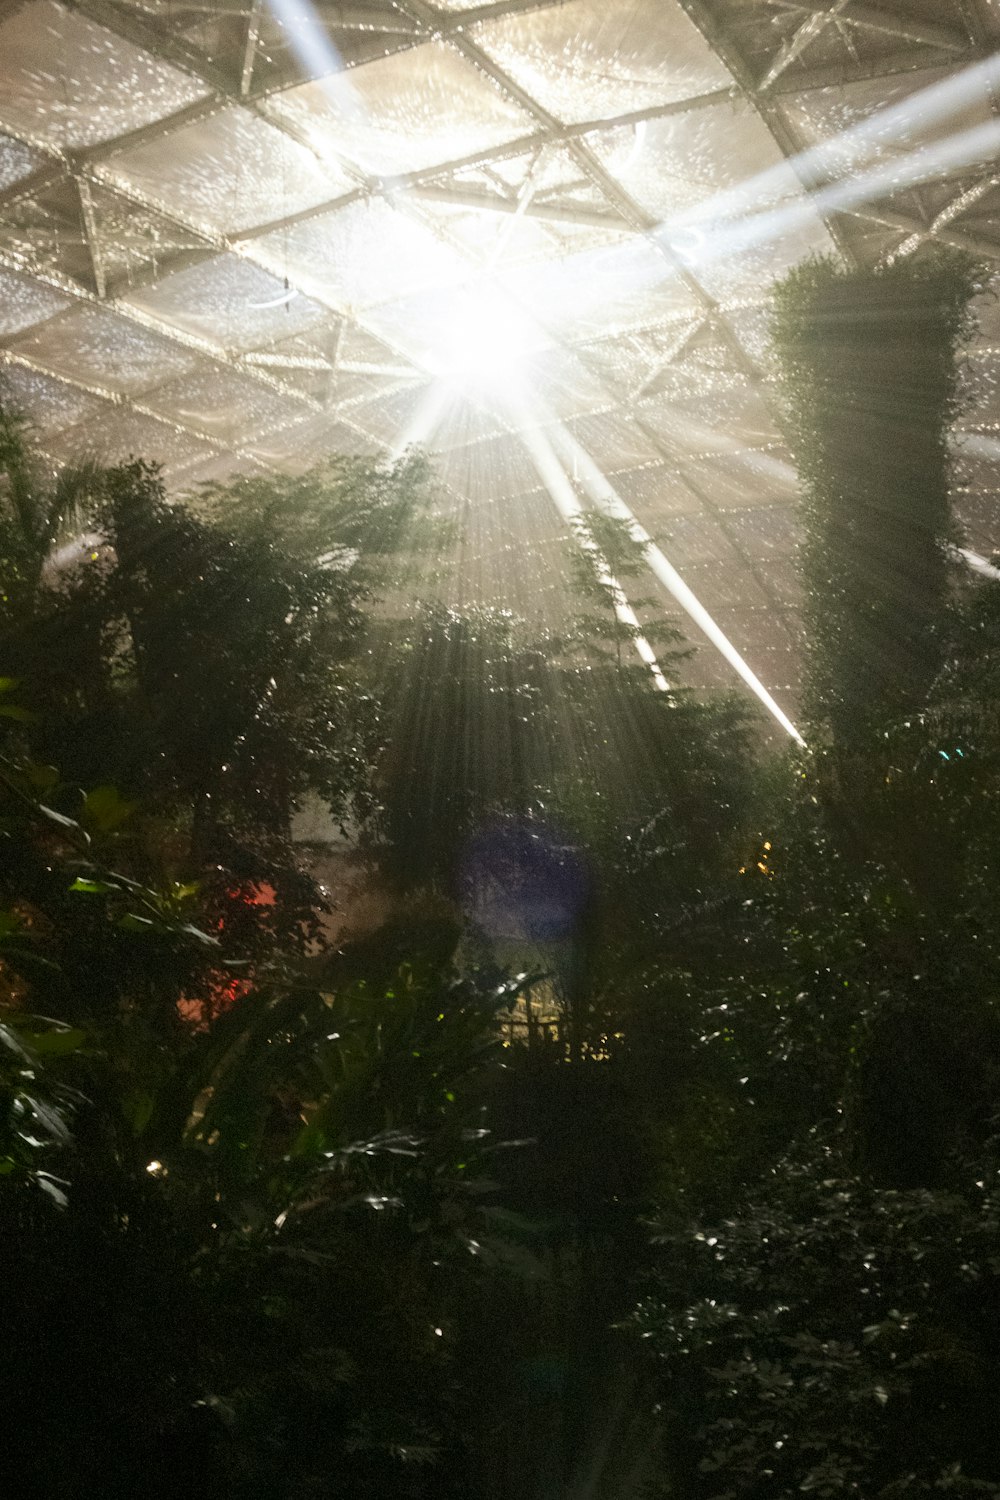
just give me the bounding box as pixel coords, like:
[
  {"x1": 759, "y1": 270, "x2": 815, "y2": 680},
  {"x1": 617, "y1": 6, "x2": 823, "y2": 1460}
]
[
  {"x1": 176, "y1": 451, "x2": 273, "y2": 490},
  {"x1": 144, "y1": 365, "x2": 304, "y2": 442},
  {"x1": 0, "y1": 0, "x2": 208, "y2": 150},
  {"x1": 637, "y1": 389, "x2": 780, "y2": 460},
  {"x1": 496, "y1": 238, "x2": 703, "y2": 341},
  {"x1": 564, "y1": 408, "x2": 662, "y2": 471},
  {"x1": 520, "y1": 345, "x2": 613, "y2": 418},
  {"x1": 611, "y1": 461, "x2": 698, "y2": 517},
  {"x1": 244, "y1": 412, "x2": 379, "y2": 469},
  {"x1": 0, "y1": 132, "x2": 44, "y2": 191},
  {"x1": 578, "y1": 322, "x2": 699, "y2": 394},
  {"x1": 355, "y1": 275, "x2": 552, "y2": 373},
  {"x1": 0, "y1": 363, "x2": 106, "y2": 435},
  {"x1": 656, "y1": 510, "x2": 753, "y2": 569},
  {"x1": 0, "y1": 267, "x2": 72, "y2": 338},
  {"x1": 106, "y1": 106, "x2": 352, "y2": 237},
  {"x1": 255, "y1": 199, "x2": 472, "y2": 313},
  {"x1": 681, "y1": 211, "x2": 836, "y2": 306},
  {"x1": 264, "y1": 41, "x2": 533, "y2": 177},
  {"x1": 782, "y1": 65, "x2": 997, "y2": 175},
  {"x1": 45, "y1": 406, "x2": 217, "y2": 471},
  {"x1": 471, "y1": 0, "x2": 732, "y2": 126},
  {"x1": 6, "y1": 305, "x2": 204, "y2": 395},
  {"x1": 408, "y1": 197, "x2": 561, "y2": 267},
  {"x1": 123, "y1": 254, "x2": 329, "y2": 352},
  {"x1": 588, "y1": 100, "x2": 808, "y2": 224},
  {"x1": 0, "y1": 0, "x2": 992, "y2": 706},
  {"x1": 680, "y1": 448, "x2": 801, "y2": 510},
  {"x1": 434, "y1": 431, "x2": 540, "y2": 498},
  {"x1": 350, "y1": 381, "x2": 508, "y2": 450}
]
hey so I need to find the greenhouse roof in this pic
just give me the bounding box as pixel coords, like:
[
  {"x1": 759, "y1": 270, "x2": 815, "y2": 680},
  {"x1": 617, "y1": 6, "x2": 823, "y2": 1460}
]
[{"x1": 0, "y1": 0, "x2": 998, "y2": 713}]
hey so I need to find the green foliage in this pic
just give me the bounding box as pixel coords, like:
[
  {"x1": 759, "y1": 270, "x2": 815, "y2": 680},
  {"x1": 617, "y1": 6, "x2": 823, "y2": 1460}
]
[
  {"x1": 7, "y1": 286, "x2": 1000, "y2": 1500},
  {"x1": 194, "y1": 448, "x2": 441, "y2": 581},
  {"x1": 375, "y1": 569, "x2": 753, "y2": 924},
  {"x1": 0, "y1": 414, "x2": 432, "y2": 963},
  {"x1": 0, "y1": 403, "x2": 105, "y2": 619},
  {"x1": 564, "y1": 509, "x2": 688, "y2": 670},
  {"x1": 0, "y1": 1000, "x2": 83, "y2": 1203},
  {"x1": 625, "y1": 692, "x2": 1000, "y2": 1497},
  {"x1": 771, "y1": 253, "x2": 979, "y2": 744},
  {"x1": 624, "y1": 262, "x2": 1000, "y2": 1500},
  {"x1": 375, "y1": 604, "x2": 556, "y2": 893},
  {"x1": 636, "y1": 1147, "x2": 1000, "y2": 1500},
  {"x1": 0, "y1": 750, "x2": 527, "y2": 1499}
]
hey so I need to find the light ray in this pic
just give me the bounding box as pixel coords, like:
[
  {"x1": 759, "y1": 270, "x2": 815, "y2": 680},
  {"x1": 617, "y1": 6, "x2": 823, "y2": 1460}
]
[
  {"x1": 953, "y1": 432, "x2": 1000, "y2": 463},
  {"x1": 952, "y1": 546, "x2": 1000, "y2": 582},
  {"x1": 663, "y1": 113, "x2": 1000, "y2": 273},
  {"x1": 660, "y1": 50, "x2": 1000, "y2": 261},
  {"x1": 513, "y1": 402, "x2": 672, "y2": 693},
  {"x1": 389, "y1": 378, "x2": 458, "y2": 460},
  {"x1": 264, "y1": 0, "x2": 366, "y2": 123},
  {"x1": 543, "y1": 420, "x2": 806, "y2": 745}
]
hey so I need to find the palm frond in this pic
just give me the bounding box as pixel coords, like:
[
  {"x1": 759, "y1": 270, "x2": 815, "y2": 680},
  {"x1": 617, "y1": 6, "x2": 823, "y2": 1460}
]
[{"x1": 45, "y1": 458, "x2": 105, "y2": 551}]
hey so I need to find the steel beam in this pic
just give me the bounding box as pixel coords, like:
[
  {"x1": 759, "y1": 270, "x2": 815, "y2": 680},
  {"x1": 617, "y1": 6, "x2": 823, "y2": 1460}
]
[
  {"x1": 886, "y1": 171, "x2": 1000, "y2": 258},
  {"x1": 844, "y1": 201, "x2": 1000, "y2": 260},
  {"x1": 240, "y1": 0, "x2": 264, "y2": 96},
  {"x1": 409, "y1": 183, "x2": 627, "y2": 232},
  {"x1": 0, "y1": 113, "x2": 427, "y2": 396},
  {"x1": 0, "y1": 242, "x2": 325, "y2": 411},
  {"x1": 759, "y1": 2, "x2": 850, "y2": 92},
  {"x1": 76, "y1": 178, "x2": 107, "y2": 299},
  {"x1": 676, "y1": 0, "x2": 859, "y2": 264},
  {"x1": 764, "y1": 1, "x2": 969, "y2": 53},
  {"x1": 768, "y1": 42, "x2": 984, "y2": 94}
]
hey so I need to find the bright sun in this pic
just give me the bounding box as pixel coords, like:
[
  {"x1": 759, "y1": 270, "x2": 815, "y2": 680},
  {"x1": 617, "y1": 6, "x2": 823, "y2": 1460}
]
[{"x1": 422, "y1": 283, "x2": 543, "y2": 385}]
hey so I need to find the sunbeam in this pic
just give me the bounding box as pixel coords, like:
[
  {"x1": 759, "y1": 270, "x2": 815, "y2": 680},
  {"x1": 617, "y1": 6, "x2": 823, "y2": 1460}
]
[
  {"x1": 512, "y1": 401, "x2": 672, "y2": 692},
  {"x1": 544, "y1": 418, "x2": 807, "y2": 746},
  {"x1": 263, "y1": 0, "x2": 365, "y2": 124},
  {"x1": 389, "y1": 378, "x2": 458, "y2": 461},
  {"x1": 663, "y1": 112, "x2": 1000, "y2": 273},
  {"x1": 658, "y1": 50, "x2": 1000, "y2": 267}
]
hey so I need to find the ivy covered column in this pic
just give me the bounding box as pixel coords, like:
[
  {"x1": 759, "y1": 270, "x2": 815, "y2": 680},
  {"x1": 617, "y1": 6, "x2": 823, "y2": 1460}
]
[{"x1": 771, "y1": 256, "x2": 977, "y2": 745}]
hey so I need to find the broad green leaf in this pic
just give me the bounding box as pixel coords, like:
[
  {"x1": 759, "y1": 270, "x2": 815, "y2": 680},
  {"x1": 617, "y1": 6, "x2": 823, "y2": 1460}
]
[
  {"x1": 21, "y1": 1026, "x2": 85, "y2": 1057},
  {"x1": 22, "y1": 762, "x2": 59, "y2": 791},
  {"x1": 117, "y1": 913, "x2": 156, "y2": 933},
  {"x1": 38, "y1": 803, "x2": 86, "y2": 837},
  {"x1": 178, "y1": 921, "x2": 219, "y2": 947},
  {"x1": 81, "y1": 784, "x2": 137, "y2": 833},
  {"x1": 0, "y1": 1022, "x2": 32, "y2": 1062},
  {"x1": 36, "y1": 1174, "x2": 68, "y2": 1208},
  {"x1": 122, "y1": 1090, "x2": 154, "y2": 1135},
  {"x1": 21, "y1": 1093, "x2": 71, "y2": 1143},
  {"x1": 68, "y1": 877, "x2": 120, "y2": 896}
]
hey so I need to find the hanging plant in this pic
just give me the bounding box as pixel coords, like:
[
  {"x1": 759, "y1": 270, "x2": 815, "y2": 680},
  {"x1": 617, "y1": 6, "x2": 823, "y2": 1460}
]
[{"x1": 771, "y1": 252, "x2": 979, "y2": 746}]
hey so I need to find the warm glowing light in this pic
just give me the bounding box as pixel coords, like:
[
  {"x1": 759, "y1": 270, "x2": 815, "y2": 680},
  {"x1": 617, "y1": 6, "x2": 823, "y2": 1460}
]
[{"x1": 421, "y1": 284, "x2": 542, "y2": 386}]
